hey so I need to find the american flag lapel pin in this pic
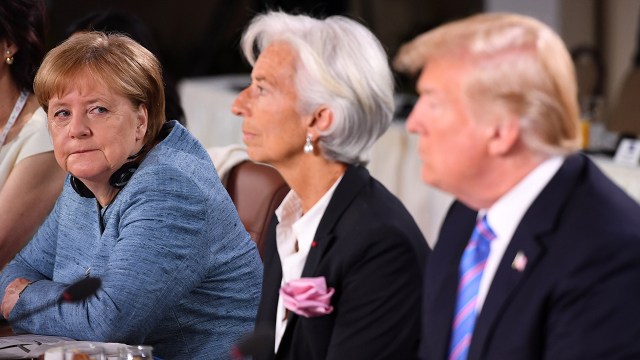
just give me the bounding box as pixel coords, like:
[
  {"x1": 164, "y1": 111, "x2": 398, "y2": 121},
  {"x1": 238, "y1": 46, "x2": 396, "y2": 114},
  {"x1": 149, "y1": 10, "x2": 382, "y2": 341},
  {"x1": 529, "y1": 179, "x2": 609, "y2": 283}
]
[{"x1": 512, "y1": 251, "x2": 528, "y2": 272}]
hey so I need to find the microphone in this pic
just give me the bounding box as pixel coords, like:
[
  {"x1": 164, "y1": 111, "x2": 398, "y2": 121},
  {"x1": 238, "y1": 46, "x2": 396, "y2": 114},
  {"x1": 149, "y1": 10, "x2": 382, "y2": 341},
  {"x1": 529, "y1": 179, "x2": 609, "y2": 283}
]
[
  {"x1": 231, "y1": 326, "x2": 274, "y2": 359},
  {"x1": 60, "y1": 277, "x2": 101, "y2": 302},
  {"x1": 6, "y1": 276, "x2": 102, "y2": 323}
]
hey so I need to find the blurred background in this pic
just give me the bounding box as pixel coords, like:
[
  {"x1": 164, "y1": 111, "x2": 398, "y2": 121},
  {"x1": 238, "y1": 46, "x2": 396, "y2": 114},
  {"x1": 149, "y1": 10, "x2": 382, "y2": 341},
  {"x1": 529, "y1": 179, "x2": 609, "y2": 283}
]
[
  {"x1": 41, "y1": 0, "x2": 640, "y2": 243},
  {"x1": 47, "y1": 0, "x2": 482, "y2": 79},
  {"x1": 44, "y1": 0, "x2": 639, "y2": 124}
]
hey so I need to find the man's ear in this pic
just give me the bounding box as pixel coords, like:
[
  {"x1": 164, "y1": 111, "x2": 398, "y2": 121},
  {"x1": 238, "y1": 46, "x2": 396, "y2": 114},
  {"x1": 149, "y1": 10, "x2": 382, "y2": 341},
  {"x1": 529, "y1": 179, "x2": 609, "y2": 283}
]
[{"x1": 487, "y1": 115, "x2": 521, "y2": 156}]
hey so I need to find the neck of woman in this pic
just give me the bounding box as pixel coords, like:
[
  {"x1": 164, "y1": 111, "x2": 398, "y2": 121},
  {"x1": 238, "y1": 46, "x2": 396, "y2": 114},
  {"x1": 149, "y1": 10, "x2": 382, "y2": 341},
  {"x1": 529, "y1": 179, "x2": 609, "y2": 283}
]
[
  {"x1": 279, "y1": 158, "x2": 348, "y2": 213},
  {"x1": 0, "y1": 76, "x2": 21, "y2": 127},
  {"x1": 84, "y1": 180, "x2": 120, "y2": 208}
]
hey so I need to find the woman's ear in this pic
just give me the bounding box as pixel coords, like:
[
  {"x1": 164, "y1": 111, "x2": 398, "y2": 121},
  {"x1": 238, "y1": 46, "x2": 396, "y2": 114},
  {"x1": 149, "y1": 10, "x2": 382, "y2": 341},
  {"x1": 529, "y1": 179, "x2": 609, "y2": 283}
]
[
  {"x1": 135, "y1": 103, "x2": 149, "y2": 141},
  {"x1": 308, "y1": 106, "x2": 333, "y2": 135},
  {"x1": 2, "y1": 40, "x2": 18, "y2": 57}
]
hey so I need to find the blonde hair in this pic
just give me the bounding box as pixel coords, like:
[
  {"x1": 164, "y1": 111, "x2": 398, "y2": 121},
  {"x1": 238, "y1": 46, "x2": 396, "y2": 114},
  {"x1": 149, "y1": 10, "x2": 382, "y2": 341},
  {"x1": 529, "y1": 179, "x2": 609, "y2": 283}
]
[
  {"x1": 34, "y1": 32, "x2": 165, "y2": 145},
  {"x1": 394, "y1": 12, "x2": 580, "y2": 156}
]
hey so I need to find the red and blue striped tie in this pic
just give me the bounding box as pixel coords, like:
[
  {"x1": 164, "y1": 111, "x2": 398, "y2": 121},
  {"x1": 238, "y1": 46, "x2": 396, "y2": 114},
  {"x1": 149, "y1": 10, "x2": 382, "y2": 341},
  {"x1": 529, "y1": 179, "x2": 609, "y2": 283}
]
[{"x1": 448, "y1": 216, "x2": 495, "y2": 360}]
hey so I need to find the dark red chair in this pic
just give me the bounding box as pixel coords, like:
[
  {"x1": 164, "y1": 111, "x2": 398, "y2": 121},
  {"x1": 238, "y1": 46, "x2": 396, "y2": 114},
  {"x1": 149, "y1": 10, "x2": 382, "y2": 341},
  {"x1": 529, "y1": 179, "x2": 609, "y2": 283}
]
[{"x1": 224, "y1": 160, "x2": 289, "y2": 259}]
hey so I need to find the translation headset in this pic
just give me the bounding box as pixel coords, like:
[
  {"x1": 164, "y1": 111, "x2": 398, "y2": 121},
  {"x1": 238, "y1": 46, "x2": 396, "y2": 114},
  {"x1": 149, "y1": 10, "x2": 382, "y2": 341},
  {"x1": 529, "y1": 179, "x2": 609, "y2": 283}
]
[{"x1": 70, "y1": 148, "x2": 145, "y2": 199}]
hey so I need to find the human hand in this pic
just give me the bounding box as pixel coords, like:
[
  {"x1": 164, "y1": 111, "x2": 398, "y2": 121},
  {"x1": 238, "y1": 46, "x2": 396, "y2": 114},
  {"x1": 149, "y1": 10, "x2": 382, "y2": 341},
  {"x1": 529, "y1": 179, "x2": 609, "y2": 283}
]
[{"x1": 1, "y1": 278, "x2": 32, "y2": 319}]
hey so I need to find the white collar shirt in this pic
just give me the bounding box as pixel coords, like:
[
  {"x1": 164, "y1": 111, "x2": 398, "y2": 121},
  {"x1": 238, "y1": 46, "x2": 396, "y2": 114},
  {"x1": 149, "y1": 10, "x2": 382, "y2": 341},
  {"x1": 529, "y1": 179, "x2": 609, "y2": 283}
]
[
  {"x1": 476, "y1": 156, "x2": 564, "y2": 313},
  {"x1": 273, "y1": 176, "x2": 343, "y2": 352}
]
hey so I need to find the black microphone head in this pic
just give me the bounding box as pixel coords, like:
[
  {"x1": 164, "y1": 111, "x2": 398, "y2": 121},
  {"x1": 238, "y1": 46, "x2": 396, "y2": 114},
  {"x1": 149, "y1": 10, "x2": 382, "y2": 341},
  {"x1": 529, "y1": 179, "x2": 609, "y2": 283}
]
[
  {"x1": 60, "y1": 277, "x2": 101, "y2": 302},
  {"x1": 232, "y1": 326, "x2": 274, "y2": 359}
]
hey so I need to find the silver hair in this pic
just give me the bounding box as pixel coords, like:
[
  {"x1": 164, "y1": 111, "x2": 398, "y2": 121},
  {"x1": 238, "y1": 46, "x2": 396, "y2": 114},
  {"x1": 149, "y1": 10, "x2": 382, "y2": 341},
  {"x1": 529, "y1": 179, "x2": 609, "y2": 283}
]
[{"x1": 240, "y1": 11, "x2": 395, "y2": 165}]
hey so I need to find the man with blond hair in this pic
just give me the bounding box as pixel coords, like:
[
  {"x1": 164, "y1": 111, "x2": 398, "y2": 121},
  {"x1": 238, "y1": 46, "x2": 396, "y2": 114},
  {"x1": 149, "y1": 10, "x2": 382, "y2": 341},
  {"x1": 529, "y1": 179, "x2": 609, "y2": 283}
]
[{"x1": 394, "y1": 12, "x2": 640, "y2": 360}]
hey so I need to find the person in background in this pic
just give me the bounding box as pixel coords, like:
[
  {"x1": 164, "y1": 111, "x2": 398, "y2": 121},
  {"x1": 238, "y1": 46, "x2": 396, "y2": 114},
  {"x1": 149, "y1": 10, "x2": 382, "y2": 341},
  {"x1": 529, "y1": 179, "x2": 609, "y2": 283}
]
[
  {"x1": 394, "y1": 12, "x2": 640, "y2": 360},
  {"x1": 0, "y1": 0, "x2": 66, "y2": 267},
  {"x1": 0, "y1": 32, "x2": 262, "y2": 360},
  {"x1": 66, "y1": 10, "x2": 186, "y2": 127},
  {"x1": 232, "y1": 11, "x2": 429, "y2": 360}
]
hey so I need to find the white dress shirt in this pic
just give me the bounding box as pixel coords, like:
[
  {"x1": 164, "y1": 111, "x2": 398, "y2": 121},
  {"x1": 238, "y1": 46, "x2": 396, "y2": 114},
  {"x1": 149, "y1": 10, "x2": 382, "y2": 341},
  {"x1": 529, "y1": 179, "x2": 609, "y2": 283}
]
[
  {"x1": 273, "y1": 176, "x2": 343, "y2": 352},
  {"x1": 476, "y1": 156, "x2": 564, "y2": 312}
]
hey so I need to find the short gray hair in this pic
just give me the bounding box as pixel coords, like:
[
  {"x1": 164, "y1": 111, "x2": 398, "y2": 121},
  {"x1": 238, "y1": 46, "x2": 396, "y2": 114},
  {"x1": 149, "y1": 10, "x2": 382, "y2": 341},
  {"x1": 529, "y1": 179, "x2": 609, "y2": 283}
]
[{"x1": 240, "y1": 11, "x2": 395, "y2": 165}]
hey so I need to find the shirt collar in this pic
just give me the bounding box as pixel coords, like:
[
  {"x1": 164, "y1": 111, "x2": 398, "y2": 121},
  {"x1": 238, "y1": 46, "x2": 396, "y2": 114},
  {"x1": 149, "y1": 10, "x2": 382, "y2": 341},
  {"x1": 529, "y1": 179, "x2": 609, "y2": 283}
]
[
  {"x1": 275, "y1": 175, "x2": 344, "y2": 255},
  {"x1": 485, "y1": 155, "x2": 565, "y2": 242}
]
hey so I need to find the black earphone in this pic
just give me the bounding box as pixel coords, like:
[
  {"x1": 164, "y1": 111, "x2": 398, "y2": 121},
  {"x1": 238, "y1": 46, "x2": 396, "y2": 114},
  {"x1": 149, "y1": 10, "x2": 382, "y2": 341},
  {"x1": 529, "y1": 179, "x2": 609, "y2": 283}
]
[
  {"x1": 67, "y1": 123, "x2": 172, "y2": 200},
  {"x1": 70, "y1": 145, "x2": 147, "y2": 199},
  {"x1": 70, "y1": 162, "x2": 139, "y2": 198},
  {"x1": 70, "y1": 175, "x2": 96, "y2": 198}
]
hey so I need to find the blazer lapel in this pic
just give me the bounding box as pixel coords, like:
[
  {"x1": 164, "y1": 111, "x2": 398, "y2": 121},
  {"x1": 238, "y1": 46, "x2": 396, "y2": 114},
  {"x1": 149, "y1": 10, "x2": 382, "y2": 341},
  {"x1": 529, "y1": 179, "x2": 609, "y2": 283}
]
[
  {"x1": 468, "y1": 154, "x2": 586, "y2": 360},
  {"x1": 278, "y1": 165, "x2": 368, "y2": 356},
  {"x1": 256, "y1": 216, "x2": 283, "y2": 359},
  {"x1": 262, "y1": 222, "x2": 283, "y2": 319},
  {"x1": 300, "y1": 165, "x2": 368, "y2": 278},
  {"x1": 425, "y1": 201, "x2": 477, "y2": 360},
  {"x1": 468, "y1": 230, "x2": 544, "y2": 360}
]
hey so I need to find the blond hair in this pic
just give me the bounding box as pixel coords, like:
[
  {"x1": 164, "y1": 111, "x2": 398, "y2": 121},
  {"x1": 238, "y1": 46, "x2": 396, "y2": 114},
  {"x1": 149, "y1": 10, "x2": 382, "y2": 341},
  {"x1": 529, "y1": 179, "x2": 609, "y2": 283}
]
[
  {"x1": 394, "y1": 12, "x2": 580, "y2": 155},
  {"x1": 34, "y1": 32, "x2": 165, "y2": 145}
]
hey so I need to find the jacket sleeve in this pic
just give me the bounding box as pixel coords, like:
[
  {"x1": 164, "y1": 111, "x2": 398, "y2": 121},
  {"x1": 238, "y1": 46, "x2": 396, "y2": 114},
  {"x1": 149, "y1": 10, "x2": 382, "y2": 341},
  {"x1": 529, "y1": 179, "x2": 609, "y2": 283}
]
[
  {"x1": 0, "y1": 183, "x2": 64, "y2": 305},
  {"x1": 325, "y1": 225, "x2": 426, "y2": 360},
  {"x1": 6, "y1": 164, "x2": 218, "y2": 343},
  {"x1": 544, "y1": 230, "x2": 640, "y2": 359}
]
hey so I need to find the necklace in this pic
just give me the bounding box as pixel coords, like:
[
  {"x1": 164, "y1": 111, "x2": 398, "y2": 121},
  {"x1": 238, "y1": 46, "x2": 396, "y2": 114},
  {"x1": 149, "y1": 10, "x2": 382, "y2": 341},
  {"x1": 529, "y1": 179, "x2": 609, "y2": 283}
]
[
  {"x1": 97, "y1": 200, "x2": 114, "y2": 235},
  {"x1": 97, "y1": 190, "x2": 121, "y2": 234},
  {"x1": 0, "y1": 90, "x2": 29, "y2": 147}
]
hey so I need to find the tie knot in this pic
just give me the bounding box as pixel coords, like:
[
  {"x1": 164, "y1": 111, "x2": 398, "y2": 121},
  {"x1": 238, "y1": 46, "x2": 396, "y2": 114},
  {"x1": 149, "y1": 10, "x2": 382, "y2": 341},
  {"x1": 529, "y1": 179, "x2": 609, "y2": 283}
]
[{"x1": 473, "y1": 215, "x2": 496, "y2": 246}]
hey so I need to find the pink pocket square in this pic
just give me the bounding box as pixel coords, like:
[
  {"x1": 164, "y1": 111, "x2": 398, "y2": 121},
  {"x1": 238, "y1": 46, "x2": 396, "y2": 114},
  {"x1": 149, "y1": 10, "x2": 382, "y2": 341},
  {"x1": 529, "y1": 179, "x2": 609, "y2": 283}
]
[{"x1": 280, "y1": 276, "x2": 335, "y2": 318}]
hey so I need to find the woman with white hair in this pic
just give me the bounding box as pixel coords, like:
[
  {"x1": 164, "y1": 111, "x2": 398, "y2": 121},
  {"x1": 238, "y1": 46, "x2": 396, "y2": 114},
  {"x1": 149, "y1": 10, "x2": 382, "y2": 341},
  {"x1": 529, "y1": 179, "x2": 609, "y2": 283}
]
[{"x1": 232, "y1": 11, "x2": 429, "y2": 360}]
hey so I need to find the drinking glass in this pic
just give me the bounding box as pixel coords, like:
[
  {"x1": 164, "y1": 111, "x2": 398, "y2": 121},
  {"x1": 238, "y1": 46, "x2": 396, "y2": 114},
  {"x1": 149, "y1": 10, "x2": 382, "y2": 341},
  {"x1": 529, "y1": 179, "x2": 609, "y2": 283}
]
[
  {"x1": 118, "y1": 345, "x2": 153, "y2": 360},
  {"x1": 63, "y1": 342, "x2": 106, "y2": 360}
]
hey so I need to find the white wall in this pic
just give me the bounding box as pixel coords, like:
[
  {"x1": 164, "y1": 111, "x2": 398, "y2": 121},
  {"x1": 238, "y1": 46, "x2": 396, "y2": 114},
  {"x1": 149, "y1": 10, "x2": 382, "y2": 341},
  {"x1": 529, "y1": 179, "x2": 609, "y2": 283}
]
[
  {"x1": 485, "y1": 0, "x2": 561, "y2": 31},
  {"x1": 486, "y1": 0, "x2": 640, "y2": 121},
  {"x1": 606, "y1": 0, "x2": 640, "y2": 107},
  {"x1": 561, "y1": 0, "x2": 596, "y2": 49}
]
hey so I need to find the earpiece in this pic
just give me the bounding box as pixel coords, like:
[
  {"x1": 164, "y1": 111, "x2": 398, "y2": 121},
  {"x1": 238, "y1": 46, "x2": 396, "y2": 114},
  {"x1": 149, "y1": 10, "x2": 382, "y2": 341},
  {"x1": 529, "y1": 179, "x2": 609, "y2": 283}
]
[
  {"x1": 70, "y1": 175, "x2": 95, "y2": 198},
  {"x1": 108, "y1": 162, "x2": 138, "y2": 188},
  {"x1": 70, "y1": 162, "x2": 139, "y2": 198}
]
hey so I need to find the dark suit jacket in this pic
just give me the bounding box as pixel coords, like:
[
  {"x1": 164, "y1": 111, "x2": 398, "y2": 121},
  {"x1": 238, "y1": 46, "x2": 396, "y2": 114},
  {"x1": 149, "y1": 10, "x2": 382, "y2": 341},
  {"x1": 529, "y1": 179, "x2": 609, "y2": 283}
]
[
  {"x1": 420, "y1": 154, "x2": 640, "y2": 360},
  {"x1": 254, "y1": 165, "x2": 429, "y2": 360}
]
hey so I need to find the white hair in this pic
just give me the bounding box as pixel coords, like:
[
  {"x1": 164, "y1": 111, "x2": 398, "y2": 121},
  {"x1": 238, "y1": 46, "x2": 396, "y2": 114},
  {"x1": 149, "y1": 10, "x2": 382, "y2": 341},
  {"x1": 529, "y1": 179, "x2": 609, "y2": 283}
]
[{"x1": 240, "y1": 11, "x2": 395, "y2": 165}]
